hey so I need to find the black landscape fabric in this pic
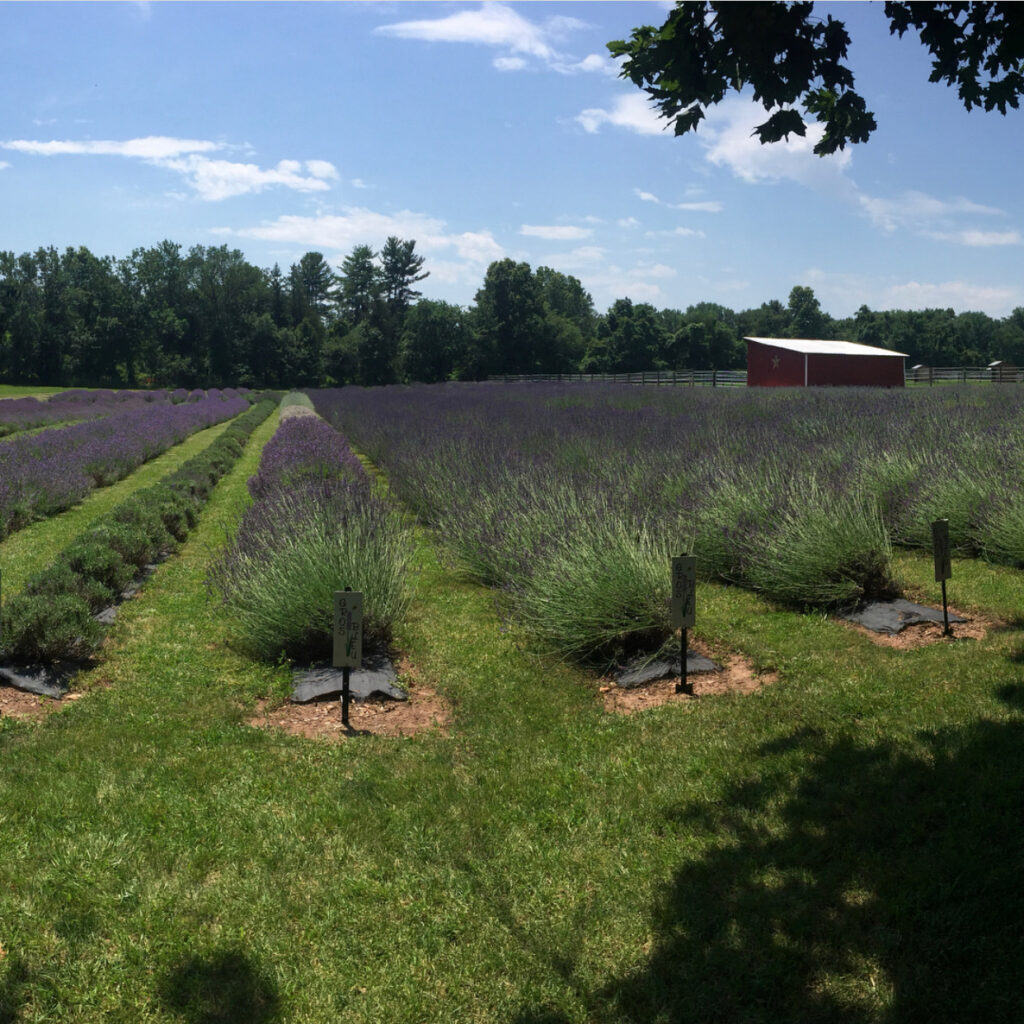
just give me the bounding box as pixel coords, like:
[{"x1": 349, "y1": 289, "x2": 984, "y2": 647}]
[{"x1": 840, "y1": 598, "x2": 966, "y2": 635}]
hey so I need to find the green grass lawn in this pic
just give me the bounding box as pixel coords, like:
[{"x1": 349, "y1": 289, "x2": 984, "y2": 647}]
[
  {"x1": 1, "y1": 415, "x2": 1022, "y2": 1021},
  {"x1": 0, "y1": 385, "x2": 71, "y2": 399}
]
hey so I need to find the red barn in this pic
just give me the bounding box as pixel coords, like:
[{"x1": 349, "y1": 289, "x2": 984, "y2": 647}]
[{"x1": 745, "y1": 337, "x2": 907, "y2": 388}]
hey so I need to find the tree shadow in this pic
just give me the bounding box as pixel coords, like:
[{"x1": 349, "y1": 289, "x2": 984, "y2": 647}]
[
  {"x1": 156, "y1": 948, "x2": 280, "y2": 1024},
  {"x1": 590, "y1": 697, "x2": 1024, "y2": 1023}
]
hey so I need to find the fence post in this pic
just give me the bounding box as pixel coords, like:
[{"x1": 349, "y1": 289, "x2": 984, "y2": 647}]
[{"x1": 712, "y1": 369, "x2": 717, "y2": 388}]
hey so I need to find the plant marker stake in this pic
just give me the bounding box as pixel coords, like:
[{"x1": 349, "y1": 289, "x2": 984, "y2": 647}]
[
  {"x1": 334, "y1": 588, "x2": 363, "y2": 728},
  {"x1": 932, "y1": 519, "x2": 953, "y2": 637},
  {"x1": 671, "y1": 555, "x2": 697, "y2": 696}
]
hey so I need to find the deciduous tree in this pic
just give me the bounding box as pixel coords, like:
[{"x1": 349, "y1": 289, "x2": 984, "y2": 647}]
[{"x1": 610, "y1": 2, "x2": 1024, "y2": 155}]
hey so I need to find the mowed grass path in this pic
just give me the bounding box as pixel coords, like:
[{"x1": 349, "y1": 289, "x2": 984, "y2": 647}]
[{"x1": 1, "y1": 411, "x2": 1023, "y2": 1021}]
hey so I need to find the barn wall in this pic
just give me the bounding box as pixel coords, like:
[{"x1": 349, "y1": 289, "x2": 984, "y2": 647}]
[
  {"x1": 806, "y1": 354, "x2": 905, "y2": 387},
  {"x1": 746, "y1": 341, "x2": 805, "y2": 386}
]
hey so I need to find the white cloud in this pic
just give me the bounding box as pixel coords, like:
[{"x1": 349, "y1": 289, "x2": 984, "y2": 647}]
[
  {"x1": 2, "y1": 136, "x2": 339, "y2": 201},
  {"x1": 674, "y1": 200, "x2": 724, "y2": 213},
  {"x1": 0, "y1": 161, "x2": 9, "y2": 171},
  {"x1": 158, "y1": 155, "x2": 334, "y2": 201},
  {"x1": 376, "y1": 5, "x2": 613, "y2": 78},
  {"x1": 926, "y1": 229, "x2": 1021, "y2": 247},
  {"x1": 698, "y1": 98, "x2": 854, "y2": 191},
  {"x1": 305, "y1": 159, "x2": 339, "y2": 181},
  {"x1": 377, "y1": 4, "x2": 560, "y2": 60},
  {"x1": 220, "y1": 208, "x2": 504, "y2": 267},
  {"x1": 803, "y1": 267, "x2": 1023, "y2": 317},
  {"x1": 693, "y1": 100, "x2": 1016, "y2": 248},
  {"x1": 883, "y1": 279, "x2": 1021, "y2": 314},
  {"x1": 520, "y1": 224, "x2": 593, "y2": 240},
  {"x1": 350, "y1": 178, "x2": 372, "y2": 190},
  {"x1": 573, "y1": 53, "x2": 619, "y2": 76},
  {"x1": 645, "y1": 227, "x2": 707, "y2": 239},
  {"x1": 576, "y1": 93, "x2": 666, "y2": 136},
  {"x1": 634, "y1": 188, "x2": 723, "y2": 213},
  {"x1": 859, "y1": 191, "x2": 1004, "y2": 233},
  {"x1": 617, "y1": 217, "x2": 641, "y2": 228},
  {"x1": 3, "y1": 135, "x2": 220, "y2": 158}
]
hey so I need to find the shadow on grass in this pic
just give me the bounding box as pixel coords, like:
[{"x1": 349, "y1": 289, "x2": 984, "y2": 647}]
[
  {"x1": 514, "y1": 689, "x2": 1024, "y2": 1023},
  {"x1": 0, "y1": 956, "x2": 30, "y2": 1024},
  {"x1": 157, "y1": 948, "x2": 280, "y2": 1024},
  {"x1": 604, "y1": 708, "x2": 1024, "y2": 1022}
]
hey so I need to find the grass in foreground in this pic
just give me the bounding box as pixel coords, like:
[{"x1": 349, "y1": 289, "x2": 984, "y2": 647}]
[{"x1": 0, "y1": 424, "x2": 1022, "y2": 1020}]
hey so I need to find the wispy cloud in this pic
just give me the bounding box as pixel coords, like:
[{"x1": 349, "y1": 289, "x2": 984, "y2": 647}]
[
  {"x1": 680, "y1": 99, "x2": 1018, "y2": 248},
  {"x1": 374, "y1": 3, "x2": 605, "y2": 75},
  {"x1": 859, "y1": 191, "x2": 1004, "y2": 232},
  {"x1": 3, "y1": 136, "x2": 220, "y2": 159},
  {"x1": 633, "y1": 188, "x2": 723, "y2": 213},
  {"x1": 519, "y1": 224, "x2": 593, "y2": 240},
  {"x1": 576, "y1": 93, "x2": 665, "y2": 135},
  {"x1": 0, "y1": 136, "x2": 339, "y2": 201},
  {"x1": 218, "y1": 208, "x2": 504, "y2": 267},
  {"x1": 645, "y1": 226, "x2": 707, "y2": 239},
  {"x1": 803, "y1": 268, "x2": 1023, "y2": 317}
]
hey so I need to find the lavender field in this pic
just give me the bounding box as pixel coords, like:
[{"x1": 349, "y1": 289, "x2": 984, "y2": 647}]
[
  {"x1": 313, "y1": 382, "x2": 1024, "y2": 663},
  {"x1": 0, "y1": 391, "x2": 250, "y2": 540}
]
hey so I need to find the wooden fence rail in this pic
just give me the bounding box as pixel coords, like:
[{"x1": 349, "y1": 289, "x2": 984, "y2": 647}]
[{"x1": 489, "y1": 367, "x2": 1021, "y2": 386}]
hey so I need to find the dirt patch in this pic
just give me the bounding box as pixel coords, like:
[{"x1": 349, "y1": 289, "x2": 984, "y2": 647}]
[
  {"x1": 246, "y1": 659, "x2": 451, "y2": 741},
  {"x1": 837, "y1": 605, "x2": 993, "y2": 649},
  {"x1": 0, "y1": 685, "x2": 82, "y2": 723},
  {"x1": 600, "y1": 641, "x2": 778, "y2": 715}
]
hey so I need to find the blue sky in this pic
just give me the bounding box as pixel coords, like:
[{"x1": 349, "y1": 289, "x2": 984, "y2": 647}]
[{"x1": 2, "y1": 1, "x2": 1022, "y2": 319}]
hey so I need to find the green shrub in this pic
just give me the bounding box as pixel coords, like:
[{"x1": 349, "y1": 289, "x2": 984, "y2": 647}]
[
  {"x1": 0, "y1": 593, "x2": 103, "y2": 661},
  {"x1": 24, "y1": 563, "x2": 115, "y2": 608}
]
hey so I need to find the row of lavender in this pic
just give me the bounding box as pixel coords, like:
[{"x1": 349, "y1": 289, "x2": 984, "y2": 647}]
[
  {"x1": 312, "y1": 383, "x2": 1024, "y2": 663},
  {"x1": 208, "y1": 398, "x2": 411, "y2": 663},
  {"x1": 1, "y1": 399, "x2": 276, "y2": 664},
  {"x1": 0, "y1": 387, "x2": 249, "y2": 439},
  {"x1": 0, "y1": 392, "x2": 251, "y2": 540}
]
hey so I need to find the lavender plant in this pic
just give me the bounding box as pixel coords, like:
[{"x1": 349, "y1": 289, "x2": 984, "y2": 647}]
[{"x1": 209, "y1": 412, "x2": 411, "y2": 663}]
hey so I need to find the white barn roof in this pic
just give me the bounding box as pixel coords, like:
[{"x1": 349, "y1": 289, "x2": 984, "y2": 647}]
[{"x1": 745, "y1": 337, "x2": 908, "y2": 358}]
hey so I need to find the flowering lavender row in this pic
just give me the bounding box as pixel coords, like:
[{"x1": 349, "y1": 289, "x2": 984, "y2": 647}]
[
  {"x1": 311, "y1": 384, "x2": 1024, "y2": 657},
  {"x1": 0, "y1": 389, "x2": 163, "y2": 439},
  {"x1": 0, "y1": 387, "x2": 250, "y2": 440},
  {"x1": 0, "y1": 393, "x2": 250, "y2": 539},
  {"x1": 209, "y1": 408, "x2": 410, "y2": 662}
]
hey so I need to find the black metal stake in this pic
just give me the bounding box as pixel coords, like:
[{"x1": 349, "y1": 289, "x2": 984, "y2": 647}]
[
  {"x1": 676, "y1": 627, "x2": 693, "y2": 696},
  {"x1": 341, "y1": 666, "x2": 351, "y2": 727},
  {"x1": 941, "y1": 579, "x2": 952, "y2": 637}
]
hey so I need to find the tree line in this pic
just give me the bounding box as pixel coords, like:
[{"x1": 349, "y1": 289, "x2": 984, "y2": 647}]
[{"x1": 2, "y1": 241, "x2": 1023, "y2": 388}]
